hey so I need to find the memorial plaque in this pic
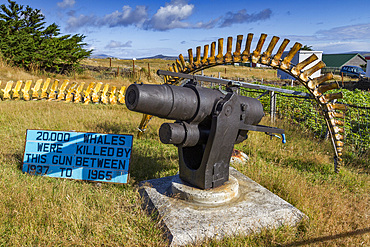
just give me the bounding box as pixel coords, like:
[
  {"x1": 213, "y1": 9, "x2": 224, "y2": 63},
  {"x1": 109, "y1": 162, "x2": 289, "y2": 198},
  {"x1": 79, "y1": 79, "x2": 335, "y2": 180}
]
[{"x1": 22, "y1": 130, "x2": 133, "y2": 184}]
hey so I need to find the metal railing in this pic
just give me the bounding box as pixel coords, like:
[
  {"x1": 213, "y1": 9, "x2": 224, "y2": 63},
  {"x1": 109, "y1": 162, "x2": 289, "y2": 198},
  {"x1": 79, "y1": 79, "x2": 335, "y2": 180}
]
[{"x1": 209, "y1": 79, "x2": 369, "y2": 156}]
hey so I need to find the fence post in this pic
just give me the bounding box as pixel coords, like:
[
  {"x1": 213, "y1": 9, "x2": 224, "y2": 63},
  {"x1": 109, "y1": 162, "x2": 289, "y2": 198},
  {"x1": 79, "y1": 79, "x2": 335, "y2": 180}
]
[
  {"x1": 270, "y1": 91, "x2": 276, "y2": 122},
  {"x1": 148, "y1": 63, "x2": 151, "y2": 79},
  {"x1": 132, "y1": 58, "x2": 136, "y2": 78}
]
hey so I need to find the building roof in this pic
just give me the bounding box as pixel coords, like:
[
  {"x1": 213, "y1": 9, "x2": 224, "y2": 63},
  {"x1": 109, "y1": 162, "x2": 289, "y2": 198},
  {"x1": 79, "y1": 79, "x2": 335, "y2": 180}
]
[{"x1": 322, "y1": 53, "x2": 366, "y2": 68}]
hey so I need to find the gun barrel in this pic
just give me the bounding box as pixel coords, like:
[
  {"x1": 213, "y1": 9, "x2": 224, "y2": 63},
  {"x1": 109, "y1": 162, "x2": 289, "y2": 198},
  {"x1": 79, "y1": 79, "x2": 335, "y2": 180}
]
[
  {"x1": 125, "y1": 83, "x2": 201, "y2": 121},
  {"x1": 126, "y1": 83, "x2": 265, "y2": 125}
]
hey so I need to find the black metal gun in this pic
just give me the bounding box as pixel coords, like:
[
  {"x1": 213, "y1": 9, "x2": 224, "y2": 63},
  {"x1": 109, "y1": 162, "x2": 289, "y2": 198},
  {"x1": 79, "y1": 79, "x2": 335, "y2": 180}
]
[{"x1": 125, "y1": 79, "x2": 284, "y2": 189}]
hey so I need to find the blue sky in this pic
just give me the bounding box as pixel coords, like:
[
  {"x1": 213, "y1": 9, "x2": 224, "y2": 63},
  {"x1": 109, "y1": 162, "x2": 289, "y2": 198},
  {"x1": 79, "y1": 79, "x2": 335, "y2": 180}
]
[{"x1": 6, "y1": 0, "x2": 370, "y2": 58}]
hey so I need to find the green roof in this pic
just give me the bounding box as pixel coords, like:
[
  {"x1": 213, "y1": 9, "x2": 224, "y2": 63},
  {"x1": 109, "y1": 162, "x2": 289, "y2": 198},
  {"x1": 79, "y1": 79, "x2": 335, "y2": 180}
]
[{"x1": 322, "y1": 53, "x2": 365, "y2": 68}]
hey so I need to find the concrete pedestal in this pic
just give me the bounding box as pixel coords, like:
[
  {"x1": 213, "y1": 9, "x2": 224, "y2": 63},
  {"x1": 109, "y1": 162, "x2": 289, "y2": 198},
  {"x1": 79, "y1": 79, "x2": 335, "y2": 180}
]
[{"x1": 139, "y1": 167, "x2": 307, "y2": 246}]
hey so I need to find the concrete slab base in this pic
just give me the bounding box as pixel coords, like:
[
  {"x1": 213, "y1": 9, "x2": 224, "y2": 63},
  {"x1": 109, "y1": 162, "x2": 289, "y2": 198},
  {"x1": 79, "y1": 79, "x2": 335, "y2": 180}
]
[{"x1": 139, "y1": 167, "x2": 307, "y2": 246}]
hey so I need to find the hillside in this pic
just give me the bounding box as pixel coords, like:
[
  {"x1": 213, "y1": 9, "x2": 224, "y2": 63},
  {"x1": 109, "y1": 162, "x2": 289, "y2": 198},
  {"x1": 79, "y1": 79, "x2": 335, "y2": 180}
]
[{"x1": 0, "y1": 59, "x2": 39, "y2": 82}]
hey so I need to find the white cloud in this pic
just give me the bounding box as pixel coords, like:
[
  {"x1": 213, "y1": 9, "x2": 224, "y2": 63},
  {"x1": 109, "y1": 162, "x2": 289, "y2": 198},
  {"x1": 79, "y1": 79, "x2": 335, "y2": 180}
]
[
  {"x1": 105, "y1": 40, "x2": 132, "y2": 49},
  {"x1": 282, "y1": 23, "x2": 370, "y2": 53},
  {"x1": 316, "y1": 23, "x2": 370, "y2": 40},
  {"x1": 101, "y1": 5, "x2": 148, "y2": 27},
  {"x1": 314, "y1": 41, "x2": 370, "y2": 53},
  {"x1": 66, "y1": 14, "x2": 96, "y2": 32},
  {"x1": 144, "y1": 0, "x2": 194, "y2": 31},
  {"x1": 65, "y1": 5, "x2": 147, "y2": 31},
  {"x1": 64, "y1": 0, "x2": 273, "y2": 32},
  {"x1": 284, "y1": 35, "x2": 320, "y2": 42},
  {"x1": 219, "y1": 8, "x2": 272, "y2": 27},
  {"x1": 57, "y1": 0, "x2": 76, "y2": 9},
  {"x1": 289, "y1": 23, "x2": 370, "y2": 42},
  {"x1": 194, "y1": 18, "x2": 220, "y2": 29}
]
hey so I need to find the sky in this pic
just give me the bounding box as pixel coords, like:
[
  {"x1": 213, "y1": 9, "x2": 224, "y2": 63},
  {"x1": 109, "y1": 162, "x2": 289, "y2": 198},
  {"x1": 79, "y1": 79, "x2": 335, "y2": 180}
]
[{"x1": 4, "y1": 0, "x2": 370, "y2": 58}]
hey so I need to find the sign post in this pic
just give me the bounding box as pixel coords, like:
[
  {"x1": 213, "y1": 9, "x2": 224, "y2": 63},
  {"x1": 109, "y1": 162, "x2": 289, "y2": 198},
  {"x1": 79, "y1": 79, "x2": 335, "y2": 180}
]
[{"x1": 22, "y1": 130, "x2": 133, "y2": 184}]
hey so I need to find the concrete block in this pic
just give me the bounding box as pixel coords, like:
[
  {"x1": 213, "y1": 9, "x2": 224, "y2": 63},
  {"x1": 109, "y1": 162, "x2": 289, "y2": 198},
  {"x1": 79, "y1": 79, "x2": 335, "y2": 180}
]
[{"x1": 139, "y1": 167, "x2": 306, "y2": 246}]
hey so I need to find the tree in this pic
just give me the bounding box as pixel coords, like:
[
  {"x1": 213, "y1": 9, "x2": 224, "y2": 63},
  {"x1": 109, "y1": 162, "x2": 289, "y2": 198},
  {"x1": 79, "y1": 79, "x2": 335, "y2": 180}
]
[
  {"x1": 0, "y1": 0, "x2": 92, "y2": 73},
  {"x1": 300, "y1": 45, "x2": 313, "y2": 51}
]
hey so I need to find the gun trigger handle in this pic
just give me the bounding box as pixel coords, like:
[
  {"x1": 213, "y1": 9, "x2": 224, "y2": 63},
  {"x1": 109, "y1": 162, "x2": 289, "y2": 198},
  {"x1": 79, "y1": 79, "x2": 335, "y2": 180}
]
[{"x1": 281, "y1": 134, "x2": 286, "y2": 144}]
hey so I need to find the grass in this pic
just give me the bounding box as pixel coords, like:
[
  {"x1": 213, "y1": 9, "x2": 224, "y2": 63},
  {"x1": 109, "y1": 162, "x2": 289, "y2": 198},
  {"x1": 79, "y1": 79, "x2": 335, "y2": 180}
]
[
  {"x1": 81, "y1": 58, "x2": 280, "y2": 83},
  {"x1": 0, "y1": 99, "x2": 368, "y2": 246},
  {"x1": 0, "y1": 56, "x2": 353, "y2": 91},
  {"x1": 0, "y1": 57, "x2": 283, "y2": 103},
  {"x1": 0, "y1": 57, "x2": 167, "y2": 90},
  {"x1": 198, "y1": 65, "x2": 278, "y2": 80},
  {"x1": 0, "y1": 100, "x2": 172, "y2": 246},
  {"x1": 0, "y1": 58, "x2": 39, "y2": 82}
]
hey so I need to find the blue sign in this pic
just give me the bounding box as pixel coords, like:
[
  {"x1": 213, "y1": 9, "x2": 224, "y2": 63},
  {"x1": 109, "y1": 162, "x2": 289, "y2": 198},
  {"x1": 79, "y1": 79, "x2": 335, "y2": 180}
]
[{"x1": 22, "y1": 130, "x2": 133, "y2": 184}]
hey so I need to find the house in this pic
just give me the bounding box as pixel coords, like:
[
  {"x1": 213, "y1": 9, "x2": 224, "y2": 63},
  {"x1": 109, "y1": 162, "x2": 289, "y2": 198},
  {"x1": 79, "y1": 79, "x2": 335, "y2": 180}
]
[
  {"x1": 322, "y1": 53, "x2": 367, "y2": 74},
  {"x1": 277, "y1": 50, "x2": 323, "y2": 80}
]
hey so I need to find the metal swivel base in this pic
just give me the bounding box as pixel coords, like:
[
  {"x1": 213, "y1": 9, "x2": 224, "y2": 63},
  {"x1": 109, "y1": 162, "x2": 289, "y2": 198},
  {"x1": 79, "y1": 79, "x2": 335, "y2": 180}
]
[
  {"x1": 171, "y1": 174, "x2": 239, "y2": 205},
  {"x1": 139, "y1": 167, "x2": 307, "y2": 246}
]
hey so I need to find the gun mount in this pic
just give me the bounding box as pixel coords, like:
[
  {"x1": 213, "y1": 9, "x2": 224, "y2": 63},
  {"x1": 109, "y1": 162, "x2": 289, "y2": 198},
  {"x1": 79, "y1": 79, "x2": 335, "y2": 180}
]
[{"x1": 126, "y1": 80, "x2": 284, "y2": 189}]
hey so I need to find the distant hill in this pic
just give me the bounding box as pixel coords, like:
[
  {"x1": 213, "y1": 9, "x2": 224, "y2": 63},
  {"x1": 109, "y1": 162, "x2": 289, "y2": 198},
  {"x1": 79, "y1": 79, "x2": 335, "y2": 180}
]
[
  {"x1": 89, "y1": 53, "x2": 179, "y2": 60},
  {"x1": 138, "y1": 54, "x2": 178, "y2": 60},
  {"x1": 90, "y1": 54, "x2": 112, "y2": 59},
  {"x1": 347, "y1": 51, "x2": 370, "y2": 57},
  {"x1": 90, "y1": 52, "x2": 370, "y2": 60}
]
